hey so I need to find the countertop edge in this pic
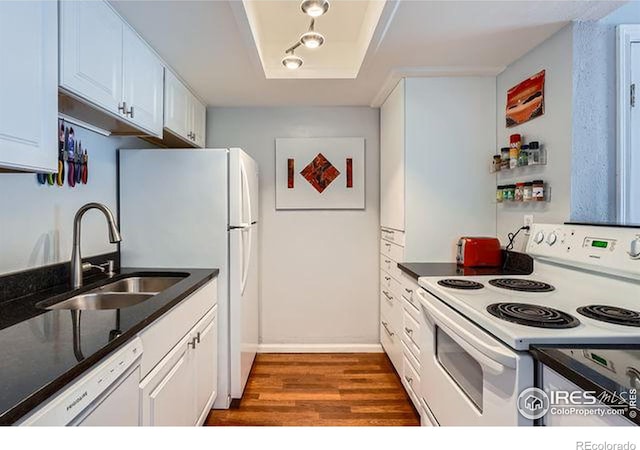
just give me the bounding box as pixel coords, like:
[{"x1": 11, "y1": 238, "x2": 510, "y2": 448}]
[
  {"x1": 530, "y1": 346, "x2": 640, "y2": 426},
  {"x1": 1, "y1": 268, "x2": 218, "y2": 425}
]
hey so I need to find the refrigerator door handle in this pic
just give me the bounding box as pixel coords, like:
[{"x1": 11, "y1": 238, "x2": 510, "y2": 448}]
[
  {"x1": 240, "y1": 226, "x2": 253, "y2": 296},
  {"x1": 240, "y1": 159, "x2": 253, "y2": 226}
]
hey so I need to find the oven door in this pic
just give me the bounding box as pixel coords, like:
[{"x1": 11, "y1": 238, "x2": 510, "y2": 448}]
[{"x1": 417, "y1": 289, "x2": 533, "y2": 426}]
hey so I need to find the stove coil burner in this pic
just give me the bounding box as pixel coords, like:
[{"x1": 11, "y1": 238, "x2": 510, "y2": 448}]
[
  {"x1": 577, "y1": 305, "x2": 640, "y2": 327},
  {"x1": 437, "y1": 279, "x2": 484, "y2": 290},
  {"x1": 488, "y1": 278, "x2": 555, "y2": 293},
  {"x1": 487, "y1": 303, "x2": 580, "y2": 329}
]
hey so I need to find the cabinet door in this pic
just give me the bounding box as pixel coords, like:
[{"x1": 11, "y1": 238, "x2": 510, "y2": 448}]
[
  {"x1": 192, "y1": 98, "x2": 207, "y2": 148},
  {"x1": 0, "y1": 1, "x2": 57, "y2": 172},
  {"x1": 140, "y1": 333, "x2": 196, "y2": 426},
  {"x1": 59, "y1": 0, "x2": 123, "y2": 116},
  {"x1": 195, "y1": 307, "x2": 218, "y2": 425},
  {"x1": 164, "y1": 69, "x2": 192, "y2": 142},
  {"x1": 380, "y1": 79, "x2": 405, "y2": 231},
  {"x1": 122, "y1": 26, "x2": 164, "y2": 136}
]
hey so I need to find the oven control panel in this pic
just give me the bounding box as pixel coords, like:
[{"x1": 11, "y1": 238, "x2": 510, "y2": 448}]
[{"x1": 526, "y1": 224, "x2": 640, "y2": 278}]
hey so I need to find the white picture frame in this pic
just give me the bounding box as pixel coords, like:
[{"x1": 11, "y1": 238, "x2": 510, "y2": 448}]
[{"x1": 275, "y1": 137, "x2": 365, "y2": 210}]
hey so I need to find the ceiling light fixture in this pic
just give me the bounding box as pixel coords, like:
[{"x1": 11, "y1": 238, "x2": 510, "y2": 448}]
[
  {"x1": 300, "y1": 0, "x2": 329, "y2": 17},
  {"x1": 282, "y1": 46, "x2": 303, "y2": 70},
  {"x1": 300, "y1": 19, "x2": 324, "y2": 49}
]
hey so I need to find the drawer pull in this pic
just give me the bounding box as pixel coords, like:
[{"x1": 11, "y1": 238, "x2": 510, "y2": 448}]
[
  {"x1": 405, "y1": 327, "x2": 413, "y2": 335},
  {"x1": 405, "y1": 288, "x2": 413, "y2": 294},
  {"x1": 382, "y1": 290, "x2": 393, "y2": 301},
  {"x1": 384, "y1": 243, "x2": 391, "y2": 248},
  {"x1": 385, "y1": 259, "x2": 391, "y2": 264},
  {"x1": 405, "y1": 375, "x2": 413, "y2": 385},
  {"x1": 384, "y1": 276, "x2": 391, "y2": 281},
  {"x1": 382, "y1": 321, "x2": 395, "y2": 337}
]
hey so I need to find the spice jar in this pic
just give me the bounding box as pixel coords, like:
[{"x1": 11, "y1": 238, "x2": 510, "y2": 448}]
[
  {"x1": 500, "y1": 147, "x2": 510, "y2": 169},
  {"x1": 493, "y1": 155, "x2": 502, "y2": 172},
  {"x1": 519, "y1": 144, "x2": 529, "y2": 167},
  {"x1": 532, "y1": 180, "x2": 545, "y2": 201},
  {"x1": 523, "y1": 182, "x2": 533, "y2": 201},
  {"x1": 504, "y1": 184, "x2": 515, "y2": 201},
  {"x1": 496, "y1": 185, "x2": 504, "y2": 203},
  {"x1": 515, "y1": 182, "x2": 525, "y2": 201},
  {"x1": 509, "y1": 134, "x2": 521, "y2": 169},
  {"x1": 528, "y1": 141, "x2": 542, "y2": 165}
]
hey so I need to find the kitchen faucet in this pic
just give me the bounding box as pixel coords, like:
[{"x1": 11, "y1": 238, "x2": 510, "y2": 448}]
[{"x1": 71, "y1": 203, "x2": 122, "y2": 289}]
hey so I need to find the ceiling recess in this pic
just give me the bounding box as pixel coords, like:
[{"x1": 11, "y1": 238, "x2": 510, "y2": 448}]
[{"x1": 242, "y1": 0, "x2": 387, "y2": 79}]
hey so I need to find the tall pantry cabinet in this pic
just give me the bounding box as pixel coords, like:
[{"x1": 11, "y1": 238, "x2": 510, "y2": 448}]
[{"x1": 379, "y1": 77, "x2": 497, "y2": 380}]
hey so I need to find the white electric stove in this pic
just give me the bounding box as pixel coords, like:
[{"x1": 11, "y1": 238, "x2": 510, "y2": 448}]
[{"x1": 415, "y1": 223, "x2": 640, "y2": 426}]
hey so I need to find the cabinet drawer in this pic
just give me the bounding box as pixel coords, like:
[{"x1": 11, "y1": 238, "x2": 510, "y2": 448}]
[
  {"x1": 402, "y1": 339, "x2": 420, "y2": 372},
  {"x1": 403, "y1": 308, "x2": 421, "y2": 357},
  {"x1": 381, "y1": 228, "x2": 405, "y2": 247},
  {"x1": 380, "y1": 285, "x2": 401, "y2": 328},
  {"x1": 380, "y1": 317, "x2": 402, "y2": 374},
  {"x1": 400, "y1": 272, "x2": 420, "y2": 311},
  {"x1": 402, "y1": 353, "x2": 421, "y2": 409},
  {"x1": 380, "y1": 254, "x2": 403, "y2": 281},
  {"x1": 380, "y1": 239, "x2": 403, "y2": 262},
  {"x1": 380, "y1": 269, "x2": 403, "y2": 299}
]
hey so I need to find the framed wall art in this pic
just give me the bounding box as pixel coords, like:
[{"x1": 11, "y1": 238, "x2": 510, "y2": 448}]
[
  {"x1": 275, "y1": 137, "x2": 365, "y2": 210},
  {"x1": 506, "y1": 69, "x2": 545, "y2": 127}
]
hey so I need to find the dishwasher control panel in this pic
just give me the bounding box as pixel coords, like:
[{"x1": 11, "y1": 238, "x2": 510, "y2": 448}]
[{"x1": 17, "y1": 337, "x2": 142, "y2": 426}]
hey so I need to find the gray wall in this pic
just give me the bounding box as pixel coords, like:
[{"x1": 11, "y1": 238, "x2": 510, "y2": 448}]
[
  {"x1": 207, "y1": 107, "x2": 380, "y2": 349},
  {"x1": 571, "y1": 2, "x2": 640, "y2": 223},
  {"x1": 0, "y1": 127, "x2": 152, "y2": 275},
  {"x1": 496, "y1": 24, "x2": 574, "y2": 250}
]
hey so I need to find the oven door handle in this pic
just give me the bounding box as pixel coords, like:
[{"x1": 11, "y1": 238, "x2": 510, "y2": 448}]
[{"x1": 418, "y1": 290, "x2": 518, "y2": 372}]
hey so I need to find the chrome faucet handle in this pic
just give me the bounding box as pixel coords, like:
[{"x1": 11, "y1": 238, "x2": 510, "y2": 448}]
[{"x1": 81, "y1": 260, "x2": 116, "y2": 277}]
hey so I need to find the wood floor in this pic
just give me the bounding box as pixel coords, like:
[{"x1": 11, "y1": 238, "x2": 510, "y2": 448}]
[{"x1": 206, "y1": 353, "x2": 420, "y2": 426}]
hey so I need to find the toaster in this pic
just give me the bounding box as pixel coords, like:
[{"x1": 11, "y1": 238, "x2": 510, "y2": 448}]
[{"x1": 456, "y1": 237, "x2": 502, "y2": 267}]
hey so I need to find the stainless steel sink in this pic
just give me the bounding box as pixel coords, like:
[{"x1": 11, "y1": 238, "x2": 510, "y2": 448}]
[
  {"x1": 90, "y1": 276, "x2": 183, "y2": 294},
  {"x1": 44, "y1": 293, "x2": 154, "y2": 310}
]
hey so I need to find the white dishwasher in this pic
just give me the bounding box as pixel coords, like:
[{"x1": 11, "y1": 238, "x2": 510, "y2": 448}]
[{"x1": 18, "y1": 337, "x2": 143, "y2": 426}]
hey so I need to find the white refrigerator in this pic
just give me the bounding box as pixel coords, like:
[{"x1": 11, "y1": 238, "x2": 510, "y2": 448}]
[{"x1": 118, "y1": 148, "x2": 259, "y2": 409}]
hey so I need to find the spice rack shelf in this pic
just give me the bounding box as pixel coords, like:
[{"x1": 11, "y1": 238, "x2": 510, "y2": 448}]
[{"x1": 491, "y1": 160, "x2": 547, "y2": 174}]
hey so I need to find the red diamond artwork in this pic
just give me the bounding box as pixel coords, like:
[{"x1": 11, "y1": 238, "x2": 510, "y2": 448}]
[{"x1": 300, "y1": 153, "x2": 340, "y2": 193}]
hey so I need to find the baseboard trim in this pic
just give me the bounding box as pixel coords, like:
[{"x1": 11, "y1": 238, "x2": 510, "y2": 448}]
[{"x1": 258, "y1": 343, "x2": 383, "y2": 353}]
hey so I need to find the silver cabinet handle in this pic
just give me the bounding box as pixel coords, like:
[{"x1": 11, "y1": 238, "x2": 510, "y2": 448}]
[
  {"x1": 384, "y1": 259, "x2": 391, "y2": 264},
  {"x1": 187, "y1": 337, "x2": 197, "y2": 349},
  {"x1": 127, "y1": 106, "x2": 134, "y2": 118},
  {"x1": 405, "y1": 327, "x2": 413, "y2": 335},
  {"x1": 385, "y1": 243, "x2": 391, "y2": 247},
  {"x1": 405, "y1": 375, "x2": 413, "y2": 384},
  {"x1": 118, "y1": 102, "x2": 127, "y2": 114},
  {"x1": 195, "y1": 332, "x2": 201, "y2": 344},
  {"x1": 382, "y1": 321, "x2": 394, "y2": 337},
  {"x1": 405, "y1": 288, "x2": 413, "y2": 294},
  {"x1": 192, "y1": 133, "x2": 197, "y2": 141},
  {"x1": 382, "y1": 290, "x2": 393, "y2": 301},
  {"x1": 384, "y1": 276, "x2": 391, "y2": 281}
]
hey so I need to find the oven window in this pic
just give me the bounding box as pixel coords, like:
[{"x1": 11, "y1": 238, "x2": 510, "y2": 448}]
[{"x1": 436, "y1": 327, "x2": 484, "y2": 412}]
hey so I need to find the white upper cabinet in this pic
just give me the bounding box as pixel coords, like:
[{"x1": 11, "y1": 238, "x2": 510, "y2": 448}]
[
  {"x1": 59, "y1": 0, "x2": 163, "y2": 137},
  {"x1": 0, "y1": 1, "x2": 57, "y2": 173},
  {"x1": 380, "y1": 79, "x2": 406, "y2": 232},
  {"x1": 59, "y1": 0, "x2": 123, "y2": 116},
  {"x1": 192, "y1": 98, "x2": 207, "y2": 148},
  {"x1": 122, "y1": 26, "x2": 164, "y2": 135},
  {"x1": 164, "y1": 69, "x2": 206, "y2": 148},
  {"x1": 164, "y1": 69, "x2": 192, "y2": 140}
]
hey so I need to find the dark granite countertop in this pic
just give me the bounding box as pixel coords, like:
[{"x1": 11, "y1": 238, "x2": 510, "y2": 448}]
[
  {"x1": 397, "y1": 262, "x2": 531, "y2": 280},
  {"x1": 397, "y1": 250, "x2": 533, "y2": 280},
  {"x1": 0, "y1": 267, "x2": 218, "y2": 425},
  {"x1": 531, "y1": 345, "x2": 640, "y2": 425}
]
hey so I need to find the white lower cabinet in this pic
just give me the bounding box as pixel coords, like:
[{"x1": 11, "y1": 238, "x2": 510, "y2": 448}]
[
  {"x1": 138, "y1": 278, "x2": 218, "y2": 427},
  {"x1": 140, "y1": 306, "x2": 217, "y2": 426}
]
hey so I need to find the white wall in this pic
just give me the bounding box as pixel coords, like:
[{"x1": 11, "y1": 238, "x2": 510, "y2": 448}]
[
  {"x1": 207, "y1": 107, "x2": 380, "y2": 349},
  {"x1": 496, "y1": 24, "x2": 574, "y2": 250},
  {"x1": 0, "y1": 126, "x2": 153, "y2": 275}
]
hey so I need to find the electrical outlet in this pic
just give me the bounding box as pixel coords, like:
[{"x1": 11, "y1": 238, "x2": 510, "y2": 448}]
[{"x1": 524, "y1": 215, "x2": 534, "y2": 233}]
